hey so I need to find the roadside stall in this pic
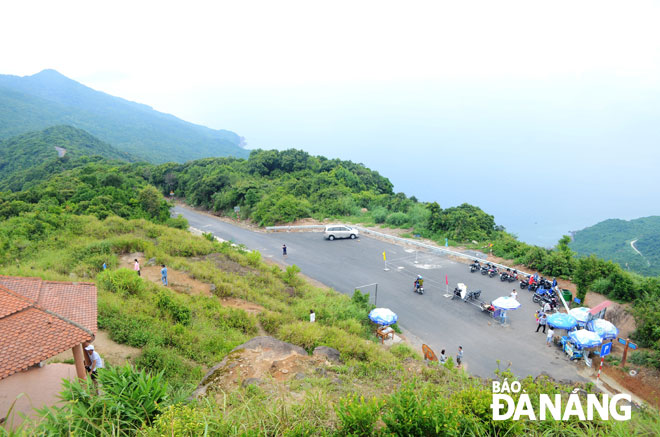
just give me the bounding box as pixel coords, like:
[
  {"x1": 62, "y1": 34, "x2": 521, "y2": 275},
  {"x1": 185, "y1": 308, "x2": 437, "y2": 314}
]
[
  {"x1": 491, "y1": 296, "x2": 521, "y2": 325},
  {"x1": 369, "y1": 308, "x2": 398, "y2": 343},
  {"x1": 562, "y1": 329, "x2": 603, "y2": 362}
]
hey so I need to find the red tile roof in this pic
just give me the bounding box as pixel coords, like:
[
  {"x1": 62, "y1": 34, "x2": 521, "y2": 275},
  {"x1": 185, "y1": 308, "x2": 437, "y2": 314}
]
[
  {"x1": 0, "y1": 276, "x2": 97, "y2": 380},
  {"x1": 0, "y1": 288, "x2": 32, "y2": 318}
]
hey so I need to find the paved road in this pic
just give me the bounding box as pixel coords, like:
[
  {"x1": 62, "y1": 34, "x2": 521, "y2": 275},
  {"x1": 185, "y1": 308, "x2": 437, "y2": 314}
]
[{"x1": 173, "y1": 205, "x2": 584, "y2": 381}]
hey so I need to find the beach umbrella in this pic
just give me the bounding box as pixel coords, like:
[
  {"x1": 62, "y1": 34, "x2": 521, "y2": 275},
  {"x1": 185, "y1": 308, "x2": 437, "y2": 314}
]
[
  {"x1": 368, "y1": 308, "x2": 398, "y2": 325},
  {"x1": 586, "y1": 319, "x2": 619, "y2": 340},
  {"x1": 568, "y1": 329, "x2": 603, "y2": 349},
  {"x1": 547, "y1": 312, "x2": 578, "y2": 330},
  {"x1": 569, "y1": 307, "x2": 591, "y2": 324},
  {"x1": 492, "y1": 296, "x2": 521, "y2": 310}
]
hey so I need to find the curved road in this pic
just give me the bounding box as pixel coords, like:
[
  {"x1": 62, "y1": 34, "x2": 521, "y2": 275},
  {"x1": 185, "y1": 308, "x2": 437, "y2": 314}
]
[{"x1": 173, "y1": 205, "x2": 583, "y2": 381}]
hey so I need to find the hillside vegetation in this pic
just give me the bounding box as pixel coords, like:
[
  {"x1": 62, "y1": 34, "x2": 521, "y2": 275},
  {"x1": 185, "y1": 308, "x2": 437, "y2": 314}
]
[
  {"x1": 0, "y1": 69, "x2": 248, "y2": 163},
  {"x1": 2, "y1": 131, "x2": 660, "y2": 433},
  {"x1": 570, "y1": 217, "x2": 660, "y2": 277},
  {"x1": 3, "y1": 206, "x2": 659, "y2": 435}
]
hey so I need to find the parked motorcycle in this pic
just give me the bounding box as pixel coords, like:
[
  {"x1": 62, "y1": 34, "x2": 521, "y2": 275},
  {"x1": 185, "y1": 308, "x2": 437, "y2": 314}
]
[
  {"x1": 500, "y1": 269, "x2": 518, "y2": 283},
  {"x1": 469, "y1": 260, "x2": 481, "y2": 273},
  {"x1": 537, "y1": 295, "x2": 558, "y2": 311},
  {"x1": 519, "y1": 275, "x2": 530, "y2": 290},
  {"x1": 480, "y1": 264, "x2": 490, "y2": 275},
  {"x1": 532, "y1": 287, "x2": 555, "y2": 304},
  {"x1": 488, "y1": 265, "x2": 498, "y2": 278}
]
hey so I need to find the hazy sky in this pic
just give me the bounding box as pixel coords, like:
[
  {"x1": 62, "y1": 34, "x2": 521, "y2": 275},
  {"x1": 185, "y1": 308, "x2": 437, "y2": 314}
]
[{"x1": 2, "y1": 1, "x2": 660, "y2": 245}]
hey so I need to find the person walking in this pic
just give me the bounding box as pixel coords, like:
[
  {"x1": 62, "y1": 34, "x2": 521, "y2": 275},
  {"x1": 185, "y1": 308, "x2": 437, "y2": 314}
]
[
  {"x1": 456, "y1": 346, "x2": 464, "y2": 368},
  {"x1": 552, "y1": 277, "x2": 558, "y2": 288},
  {"x1": 536, "y1": 312, "x2": 547, "y2": 333},
  {"x1": 546, "y1": 327, "x2": 554, "y2": 347},
  {"x1": 309, "y1": 309, "x2": 315, "y2": 322},
  {"x1": 282, "y1": 244, "x2": 287, "y2": 256},
  {"x1": 161, "y1": 265, "x2": 168, "y2": 286},
  {"x1": 134, "y1": 259, "x2": 141, "y2": 277}
]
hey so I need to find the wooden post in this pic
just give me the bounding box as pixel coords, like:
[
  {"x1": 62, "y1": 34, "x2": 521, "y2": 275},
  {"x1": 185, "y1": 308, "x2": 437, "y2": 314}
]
[
  {"x1": 621, "y1": 338, "x2": 630, "y2": 367},
  {"x1": 72, "y1": 344, "x2": 87, "y2": 380}
]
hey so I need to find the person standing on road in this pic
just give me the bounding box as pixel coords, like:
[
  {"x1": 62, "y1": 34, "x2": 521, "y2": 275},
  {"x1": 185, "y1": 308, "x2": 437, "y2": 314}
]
[
  {"x1": 440, "y1": 349, "x2": 447, "y2": 364},
  {"x1": 134, "y1": 259, "x2": 141, "y2": 276},
  {"x1": 282, "y1": 244, "x2": 287, "y2": 256},
  {"x1": 546, "y1": 328, "x2": 554, "y2": 347},
  {"x1": 161, "y1": 265, "x2": 168, "y2": 286},
  {"x1": 510, "y1": 289, "x2": 518, "y2": 300},
  {"x1": 456, "y1": 346, "x2": 464, "y2": 368},
  {"x1": 552, "y1": 277, "x2": 558, "y2": 288},
  {"x1": 536, "y1": 312, "x2": 547, "y2": 333}
]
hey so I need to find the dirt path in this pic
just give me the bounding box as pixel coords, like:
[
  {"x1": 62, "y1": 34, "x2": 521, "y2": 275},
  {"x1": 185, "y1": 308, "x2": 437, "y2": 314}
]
[
  {"x1": 120, "y1": 253, "x2": 212, "y2": 296},
  {"x1": 120, "y1": 253, "x2": 266, "y2": 334}
]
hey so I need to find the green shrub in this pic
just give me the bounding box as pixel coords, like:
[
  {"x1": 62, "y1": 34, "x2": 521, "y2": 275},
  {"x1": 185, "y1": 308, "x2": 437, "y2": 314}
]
[
  {"x1": 246, "y1": 250, "x2": 261, "y2": 267},
  {"x1": 371, "y1": 206, "x2": 388, "y2": 224},
  {"x1": 97, "y1": 268, "x2": 146, "y2": 295},
  {"x1": 390, "y1": 343, "x2": 420, "y2": 360},
  {"x1": 590, "y1": 277, "x2": 612, "y2": 295},
  {"x1": 284, "y1": 264, "x2": 302, "y2": 286},
  {"x1": 98, "y1": 305, "x2": 161, "y2": 347},
  {"x1": 34, "y1": 365, "x2": 168, "y2": 435},
  {"x1": 157, "y1": 290, "x2": 192, "y2": 326},
  {"x1": 334, "y1": 394, "x2": 381, "y2": 436},
  {"x1": 385, "y1": 212, "x2": 409, "y2": 227},
  {"x1": 159, "y1": 232, "x2": 215, "y2": 256},
  {"x1": 202, "y1": 232, "x2": 215, "y2": 242},
  {"x1": 166, "y1": 215, "x2": 189, "y2": 229},
  {"x1": 629, "y1": 350, "x2": 660, "y2": 369},
  {"x1": 382, "y1": 383, "x2": 461, "y2": 436},
  {"x1": 142, "y1": 403, "x2": 228, "y2": 436},
  {"x1": 135, "y1": 345, "x2": 201, "y2": 386},
  {"x1": 258, "y1": 311, "x2": 294, "y2": 335}
]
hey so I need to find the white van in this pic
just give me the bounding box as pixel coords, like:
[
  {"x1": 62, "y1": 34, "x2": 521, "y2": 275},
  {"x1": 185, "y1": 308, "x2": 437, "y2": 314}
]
[{"x1": 324, "y1": 225, "x2": 359, "y2": 240}]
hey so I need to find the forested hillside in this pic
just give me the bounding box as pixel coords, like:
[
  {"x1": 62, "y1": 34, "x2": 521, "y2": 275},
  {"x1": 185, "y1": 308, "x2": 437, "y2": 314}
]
[
  {"x1": 0, "y1": 125, "x2": 136, "y2": 191},
  {"x1": 0, "y1": 69, "x2": 248, "y2": 163},
  {"x1": 570, "y1": 217, "x2": 660, "y2": 276}
]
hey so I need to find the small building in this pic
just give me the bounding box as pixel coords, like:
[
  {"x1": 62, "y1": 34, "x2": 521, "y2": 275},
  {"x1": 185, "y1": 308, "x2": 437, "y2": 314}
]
[{"x1": 0, "y1": 276, "x2": 97, "y2": 427}]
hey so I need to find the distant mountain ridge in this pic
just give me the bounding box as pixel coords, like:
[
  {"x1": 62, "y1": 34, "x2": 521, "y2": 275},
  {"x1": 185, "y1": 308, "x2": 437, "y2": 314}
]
[
  {"x1": 0, "y1": 69, "x2": 249, "y2": 163},
  {"x1": 570, "y1": 216, "x2": 660, "y2": 276},
  {"x1": 0, "y1": 125, "x2": 135, "y2": 191}
]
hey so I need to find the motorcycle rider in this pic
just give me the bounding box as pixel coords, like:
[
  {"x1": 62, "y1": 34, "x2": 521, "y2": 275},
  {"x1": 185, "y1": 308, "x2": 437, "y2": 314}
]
[{"x1": 414, "y1": 275, "x2": 424, "y2": 292}]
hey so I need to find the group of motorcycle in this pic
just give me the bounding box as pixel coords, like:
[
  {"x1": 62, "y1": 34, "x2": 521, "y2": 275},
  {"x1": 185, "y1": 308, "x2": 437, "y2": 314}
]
[
  {"x1": 468, "y1": 260, "x2": 559, "y2": 311},
  {"x1": 469, "y1": 260, "x2": 517, "y2": 283}
]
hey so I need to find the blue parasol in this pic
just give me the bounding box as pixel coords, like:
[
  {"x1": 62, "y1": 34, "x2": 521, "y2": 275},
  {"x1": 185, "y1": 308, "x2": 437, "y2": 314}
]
[
  {"x1": 569, "y1": 307, "x2": 591, "y2": 325},
  {"x1": 569, "y1": 329, "x2": 603, "y2": 348},
  {"x1": 547, "y1": 312, "x2": 578, "y2": 330},
  {"x1": 586, "y1": 319, "x2": 618, "y2": 340},
  {"x1": 368, "y1": 308, "x2": 398, "y2": 325}
]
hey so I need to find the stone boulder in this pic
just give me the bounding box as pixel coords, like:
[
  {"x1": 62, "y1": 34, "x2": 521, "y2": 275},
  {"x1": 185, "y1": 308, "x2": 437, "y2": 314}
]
[{"x1": 312, "y1": 346, "x2": 342, "y2": 364}]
